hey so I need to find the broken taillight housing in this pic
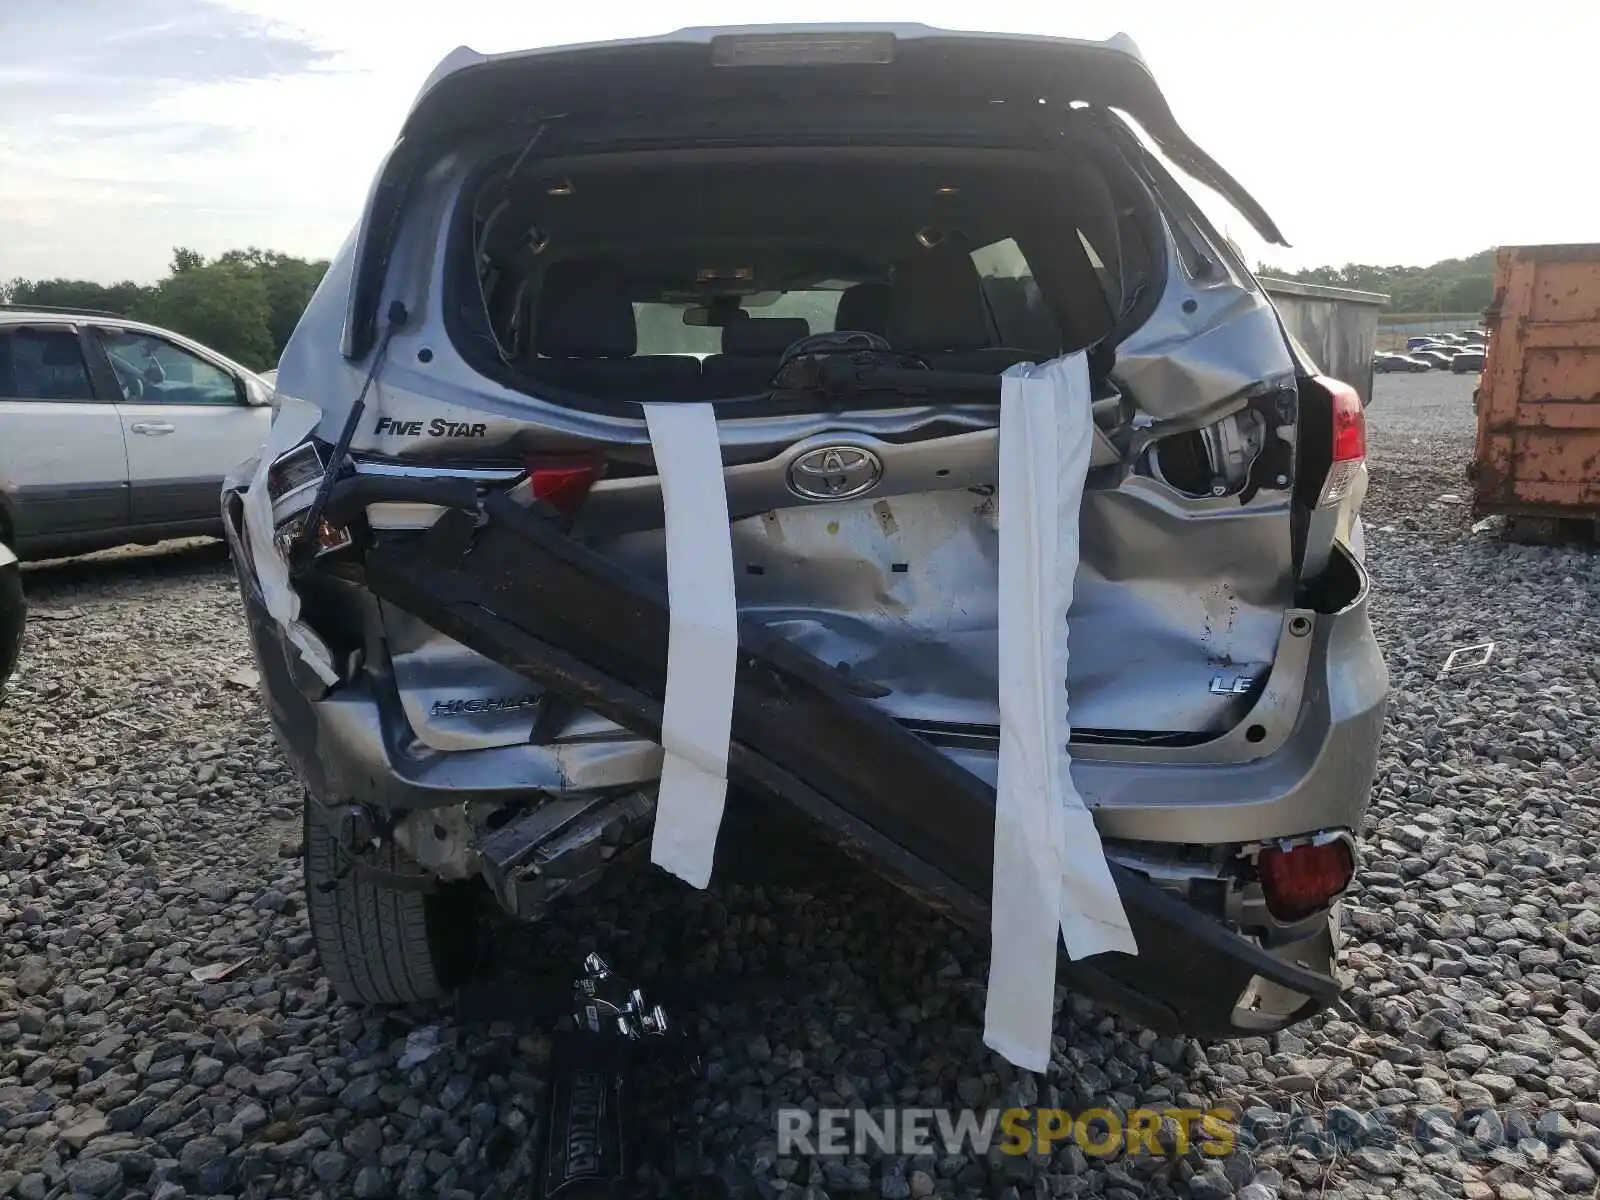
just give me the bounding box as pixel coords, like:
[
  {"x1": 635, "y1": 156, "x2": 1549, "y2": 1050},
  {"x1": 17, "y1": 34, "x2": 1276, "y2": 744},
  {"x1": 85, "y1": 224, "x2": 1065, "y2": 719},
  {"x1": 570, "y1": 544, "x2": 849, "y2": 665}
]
[
  {"x1": 1316, "y1": 377, "x2": 1366, "y2": 507},
  {"x1": 1257, "y1": 837, "x2": 1355, "y2": 922},
  {"x1": 274, "y1": 512, "x2": 352, "y2": 560},
  {"x1": 266, "y1": 442, "x2": 325, "y2": 505},
  {"x1": 525, "y1": 455, "x2": 601, "y2": 517}
]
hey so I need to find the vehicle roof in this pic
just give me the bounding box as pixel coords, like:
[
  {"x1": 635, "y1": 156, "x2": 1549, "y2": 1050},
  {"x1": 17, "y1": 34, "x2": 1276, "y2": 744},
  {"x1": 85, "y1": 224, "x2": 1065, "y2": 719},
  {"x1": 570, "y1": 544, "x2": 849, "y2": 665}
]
[
  {"x1": 0, "y1": 308, "x2": 190, "y2": 341},
  {"x1": 0, "y1": 306, "x2": 126, "y2": 323},
  {"x1": 410, "y1": 23, "x2": 1152, "y2": 110},
  {"x1": 0, "y1": 309, "x2": 263, "y2": 378}
]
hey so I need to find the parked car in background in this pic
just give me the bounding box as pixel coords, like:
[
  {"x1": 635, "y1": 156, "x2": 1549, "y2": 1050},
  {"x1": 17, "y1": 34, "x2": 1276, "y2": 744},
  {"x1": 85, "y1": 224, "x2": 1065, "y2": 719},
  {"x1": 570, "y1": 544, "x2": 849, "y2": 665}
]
[
  {"x1": 1405, "y1": 336, "x2": 1437, "y2": 351},
  {"x1": 1462, "y1": 329, "x2": 1487, "y2": 344},
  {"x1": 1374, "y1": 352, "x2": 1430, "y2": 373},
  {"x1": 227, "y1": 24, "x2": 1386, "y2": 1040},
  {"x1": 1450, "y1": 347, "x2": 1486, "y2": 374},
  {"x1": 1411, "y1": 348, "x2": 1454, "y2": 369},
  {"x1": 0, "y1": 540, "x2": 21, "y2": 700},
  {"x1": 0, "y1": 307, "x2": 274, "y2": 561}
]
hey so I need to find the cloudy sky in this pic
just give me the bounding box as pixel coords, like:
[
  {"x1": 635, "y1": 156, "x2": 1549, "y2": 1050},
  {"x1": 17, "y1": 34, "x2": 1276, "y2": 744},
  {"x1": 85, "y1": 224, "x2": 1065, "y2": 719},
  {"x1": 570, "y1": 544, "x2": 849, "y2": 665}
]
[{"x1": 0, "y1": 1, "x2": 1587, "y2": 283}]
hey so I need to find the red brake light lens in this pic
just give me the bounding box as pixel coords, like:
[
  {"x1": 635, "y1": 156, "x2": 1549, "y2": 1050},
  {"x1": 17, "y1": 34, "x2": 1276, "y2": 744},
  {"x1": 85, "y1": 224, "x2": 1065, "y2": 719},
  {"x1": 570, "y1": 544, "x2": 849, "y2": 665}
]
[
  {"x1": 525, "y1": 456, "x2": 601, "y2": 516},
  {"x1": 1329, "y1": 381, "x2": 1366, "y2": 463},
  {"x1": 1257, "y1": 839, "x2": 1355, "y2": 922},
  {"x1": 1317, "y1": 377, "x2": 1366, "y2": 507}
]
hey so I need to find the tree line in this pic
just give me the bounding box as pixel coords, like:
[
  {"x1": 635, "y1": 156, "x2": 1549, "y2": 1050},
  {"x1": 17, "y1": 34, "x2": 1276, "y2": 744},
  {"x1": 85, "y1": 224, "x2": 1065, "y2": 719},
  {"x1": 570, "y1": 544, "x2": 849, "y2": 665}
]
[
  {"x1": 1261, "y1": 249, "x2": 1496, "y2": 316},
  {"x1": 0, "y1": 248, "x2": 329, "y2": 373}
]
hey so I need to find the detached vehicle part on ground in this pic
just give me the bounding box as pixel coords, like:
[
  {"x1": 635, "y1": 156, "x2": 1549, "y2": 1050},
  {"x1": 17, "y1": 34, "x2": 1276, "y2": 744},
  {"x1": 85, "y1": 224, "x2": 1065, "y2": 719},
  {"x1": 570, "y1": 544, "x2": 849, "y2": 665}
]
[{"x1": 223, "y1": 25, "x2": 1387, "y2": 1039}]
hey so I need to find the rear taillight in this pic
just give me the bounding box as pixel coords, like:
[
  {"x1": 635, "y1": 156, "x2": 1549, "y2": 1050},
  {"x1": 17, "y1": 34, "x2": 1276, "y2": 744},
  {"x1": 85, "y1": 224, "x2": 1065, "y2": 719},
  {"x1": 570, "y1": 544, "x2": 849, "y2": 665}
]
[
  {"x1": 266, "y1": 442, "x2": 325, "y2": 506},
  {"x1": 274, "y1": 512, "x2": 352, "y2": 561},
  {"x1": 1317, "y1": 377, "x2": 1366, "y2": 507},
  {"x1": 1257, "y1": 837, "x2": 1355, "y2": 922},
  {"x1": 525, "y1": 456, "x2": 601, "y2": 516}
]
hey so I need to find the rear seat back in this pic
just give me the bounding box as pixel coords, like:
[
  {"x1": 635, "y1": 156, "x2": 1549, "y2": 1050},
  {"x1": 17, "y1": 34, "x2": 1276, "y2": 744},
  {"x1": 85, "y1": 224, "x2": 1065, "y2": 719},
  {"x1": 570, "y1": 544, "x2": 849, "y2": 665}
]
[
  {"x1": 886, "y1": 241, "x2": 1038, "y2": 374},
  {"x1": 833, "y1": 282, "x2": 891, "y2": 335},
  {"x1": 525, "y1": 261, "x2": 700, "y2": 402},
  {"x1": 700, "y1": 317, "x2": 811, "y2": 399}
]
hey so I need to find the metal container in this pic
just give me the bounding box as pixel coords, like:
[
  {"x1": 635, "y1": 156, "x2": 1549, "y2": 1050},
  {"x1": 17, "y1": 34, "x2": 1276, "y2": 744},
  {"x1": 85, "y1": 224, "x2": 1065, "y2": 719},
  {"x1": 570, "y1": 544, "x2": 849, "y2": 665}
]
[
  {"x1": 1259, "y1": 277, "x2": 1389, "y2": 407},
  {"x1": 1473, "y1": 244, "x2": 1600, "y2": 524}
]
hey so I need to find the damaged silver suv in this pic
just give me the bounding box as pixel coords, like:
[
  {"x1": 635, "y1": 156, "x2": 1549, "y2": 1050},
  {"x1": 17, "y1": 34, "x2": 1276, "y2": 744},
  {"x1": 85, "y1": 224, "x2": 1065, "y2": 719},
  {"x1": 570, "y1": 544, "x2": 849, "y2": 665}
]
[{"x1": 223, "y1": 25, "x2": 1387, "y2": 1037}]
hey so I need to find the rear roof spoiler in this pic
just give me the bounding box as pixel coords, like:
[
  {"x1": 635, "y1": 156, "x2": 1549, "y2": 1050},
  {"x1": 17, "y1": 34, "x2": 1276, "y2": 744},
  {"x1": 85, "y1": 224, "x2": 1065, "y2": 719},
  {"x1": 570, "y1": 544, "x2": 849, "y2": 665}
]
[{"x1": 399, "y1": 25, "x2": 1284, "y2": 248}]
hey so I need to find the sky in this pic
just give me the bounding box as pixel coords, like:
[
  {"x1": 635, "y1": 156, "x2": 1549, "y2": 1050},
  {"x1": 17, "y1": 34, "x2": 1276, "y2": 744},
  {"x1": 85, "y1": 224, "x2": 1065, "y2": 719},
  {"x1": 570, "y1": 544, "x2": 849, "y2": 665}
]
[{"x1": 0, "y1": 1, "x2": 1588, "y2": 283}]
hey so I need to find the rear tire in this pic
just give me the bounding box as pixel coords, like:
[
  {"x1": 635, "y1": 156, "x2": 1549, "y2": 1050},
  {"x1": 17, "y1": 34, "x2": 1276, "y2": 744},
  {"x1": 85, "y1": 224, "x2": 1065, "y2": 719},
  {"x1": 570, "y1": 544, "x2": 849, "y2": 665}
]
[
  {"x1": 0, "y1": 559, "x2": 23, "y2": 702},
  {"x1": 303, "y1": 794, "x2": 474, "y2": 1005}
]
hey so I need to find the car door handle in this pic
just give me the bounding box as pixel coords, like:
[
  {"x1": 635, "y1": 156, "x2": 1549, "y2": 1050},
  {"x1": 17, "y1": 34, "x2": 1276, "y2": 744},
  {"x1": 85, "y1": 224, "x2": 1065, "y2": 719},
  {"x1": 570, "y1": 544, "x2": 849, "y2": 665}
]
[{"x1": 130, "y1": 422, "x2": 176, "y2": 436}]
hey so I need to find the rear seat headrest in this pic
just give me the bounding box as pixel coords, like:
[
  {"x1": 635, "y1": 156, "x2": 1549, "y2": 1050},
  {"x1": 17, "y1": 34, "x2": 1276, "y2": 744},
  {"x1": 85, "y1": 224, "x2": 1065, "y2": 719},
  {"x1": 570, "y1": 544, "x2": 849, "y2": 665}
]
[
  {"x1": 40, "y1": 334, "x2": 85, "y2": 367},
  {"x1": 534, "y1": 261, "x2": 637, "y2": 359},
  {"x1": 887, "y1": 240, "x2": 993, "y2": 352},
  {"x1": 721, "y1": 317, "x2": 810, "y2": 356},
  {"x1": 834, "y1": 282, "x2": 891, "y2": 335}
]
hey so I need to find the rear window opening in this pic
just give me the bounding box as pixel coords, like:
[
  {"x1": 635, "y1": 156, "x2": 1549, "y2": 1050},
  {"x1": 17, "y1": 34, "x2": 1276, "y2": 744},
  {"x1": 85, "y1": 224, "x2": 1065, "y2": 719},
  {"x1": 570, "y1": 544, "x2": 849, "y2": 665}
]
[{"x1": 445, "y1": 144, "x2": 1158, "y2": 412}]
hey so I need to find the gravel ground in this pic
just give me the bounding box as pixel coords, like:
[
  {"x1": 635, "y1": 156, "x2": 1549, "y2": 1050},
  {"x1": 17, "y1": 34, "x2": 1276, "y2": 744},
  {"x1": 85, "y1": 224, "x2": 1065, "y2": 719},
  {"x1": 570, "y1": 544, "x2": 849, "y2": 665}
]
[{"x1": 2, "y1": 370, "x2": 1598, "y2": 1200}]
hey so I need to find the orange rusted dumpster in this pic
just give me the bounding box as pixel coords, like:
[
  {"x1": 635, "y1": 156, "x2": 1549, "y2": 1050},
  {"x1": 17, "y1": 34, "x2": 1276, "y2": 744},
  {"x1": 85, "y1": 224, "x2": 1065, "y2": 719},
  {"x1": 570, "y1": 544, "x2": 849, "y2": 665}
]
[{"x1": 1472, "y1": 244, "x2": 1600, "y2": 524}]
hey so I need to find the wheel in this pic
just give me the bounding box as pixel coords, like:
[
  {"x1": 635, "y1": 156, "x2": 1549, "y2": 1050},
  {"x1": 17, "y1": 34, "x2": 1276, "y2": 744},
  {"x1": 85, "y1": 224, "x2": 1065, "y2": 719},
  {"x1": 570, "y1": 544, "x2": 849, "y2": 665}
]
[
  {"x1": 303, "y1": 793, "x2": 477, "y2": 1005},
  {"x1": 0, "y1": 557, "x2": 23, "y2": 700}
]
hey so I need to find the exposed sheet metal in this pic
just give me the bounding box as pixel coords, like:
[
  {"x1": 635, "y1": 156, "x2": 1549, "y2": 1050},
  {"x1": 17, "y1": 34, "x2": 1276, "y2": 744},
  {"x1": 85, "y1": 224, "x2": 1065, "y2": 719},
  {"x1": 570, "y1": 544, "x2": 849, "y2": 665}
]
[
  {"x1": 585, "y1": 479, "x2": 1290, "y2": 739},
  {"x1": 642, "y1": 403, "x2": 738, "y2": 890},
  {"x1": 1111, "y1": 250, "x2": 1298, "y2": 422},
  {"x1": 987, "y1": 354, "x2": 1135, "y2": 1071}
]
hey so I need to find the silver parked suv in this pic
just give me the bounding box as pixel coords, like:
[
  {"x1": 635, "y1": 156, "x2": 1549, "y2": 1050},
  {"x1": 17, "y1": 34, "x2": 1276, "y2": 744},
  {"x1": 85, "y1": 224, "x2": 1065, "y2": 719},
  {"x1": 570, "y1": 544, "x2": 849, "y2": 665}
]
[{"x1": 223, "y1": 25, "x2": 1387, "y2": 1036}]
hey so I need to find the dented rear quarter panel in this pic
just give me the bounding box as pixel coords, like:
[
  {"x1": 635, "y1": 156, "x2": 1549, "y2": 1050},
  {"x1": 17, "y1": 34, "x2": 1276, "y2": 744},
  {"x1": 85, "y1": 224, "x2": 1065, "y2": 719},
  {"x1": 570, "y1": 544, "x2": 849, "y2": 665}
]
[{"x1": 1473, "y1": 244, "x2": 1600, "y2": 520}]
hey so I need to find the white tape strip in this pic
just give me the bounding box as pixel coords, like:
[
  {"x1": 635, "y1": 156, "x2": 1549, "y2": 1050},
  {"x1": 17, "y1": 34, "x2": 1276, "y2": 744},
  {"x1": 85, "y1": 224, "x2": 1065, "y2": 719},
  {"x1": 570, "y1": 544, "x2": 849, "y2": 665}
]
[
  {"x1": 985, "y1": 354, "x2": 1137, "y2": 1073},
  {"x1": 241, "y1": 397, "x2": 340, "y2": 686},
  {"x1": 642, "y1": 403, "x2": 738, "y2": 890}
]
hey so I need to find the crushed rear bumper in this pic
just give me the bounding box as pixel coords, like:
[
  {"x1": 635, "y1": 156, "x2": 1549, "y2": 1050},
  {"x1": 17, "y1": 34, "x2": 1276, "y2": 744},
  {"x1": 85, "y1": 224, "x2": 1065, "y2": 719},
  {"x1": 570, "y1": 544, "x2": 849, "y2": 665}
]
[{"x1": 229, "y1": 491, "x2": 1349, "y2": 1037}]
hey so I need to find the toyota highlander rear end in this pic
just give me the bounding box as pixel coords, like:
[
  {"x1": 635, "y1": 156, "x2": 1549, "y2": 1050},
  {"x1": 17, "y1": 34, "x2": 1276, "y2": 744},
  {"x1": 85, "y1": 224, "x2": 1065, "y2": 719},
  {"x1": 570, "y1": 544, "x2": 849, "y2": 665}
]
[{"x1": 222, "y1": 25, "x2": 1387, "y2": 1036}]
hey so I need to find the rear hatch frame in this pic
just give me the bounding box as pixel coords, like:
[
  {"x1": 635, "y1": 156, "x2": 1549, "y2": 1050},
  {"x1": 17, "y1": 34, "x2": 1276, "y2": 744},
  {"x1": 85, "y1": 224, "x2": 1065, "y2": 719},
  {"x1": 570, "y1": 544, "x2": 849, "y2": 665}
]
[{"x1": 345, "y1": 25, "x2": 1286, "y2": 360}]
